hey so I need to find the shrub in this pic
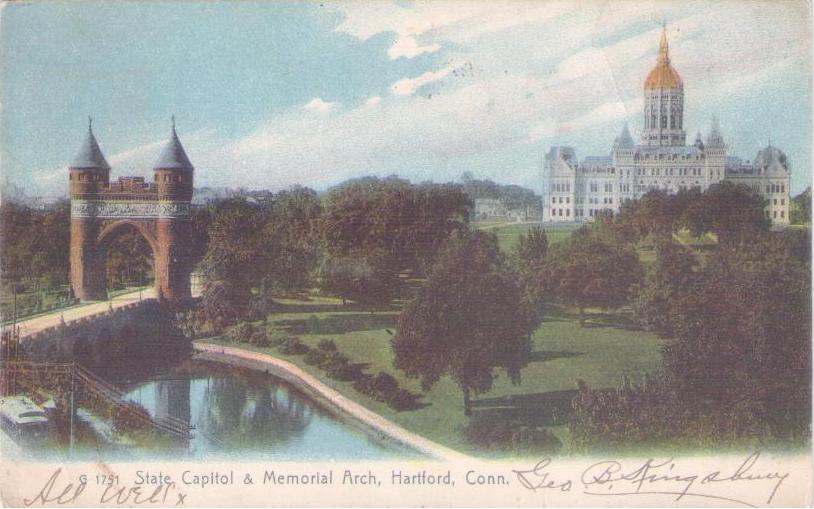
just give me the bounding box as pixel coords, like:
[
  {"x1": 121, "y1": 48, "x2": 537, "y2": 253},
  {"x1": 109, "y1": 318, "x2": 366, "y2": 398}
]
[
  {"x1": 249, "y1": 328, "x2": 270, "y2": 347},
  {"x1": 317, "y1": 339, "x2": 337, "y2": 352},
  {"x1": 385, "y1": 388, "x2": 420, "y2": 411},
  {"x1": 370, "y1": 372, "x2": 399, "y2": 399},
  {"x1": 353, "y1": 374, "x2": 375, "y2": 397},
  {"x1": 265, "y1": 327, "x2": 290, "y2": 347},
  {"x1": 467, "y1": 413, "x2": 562, "y2": 453},
  {"x1": 277, "y1": 337, "x2": 309, "y2": 355},
  {"x1": 225, "y1": 322, "x2": 256, "y2": 343},
  {"x1": 304, "y1": 348, "x2": 327, "y2": 367}
]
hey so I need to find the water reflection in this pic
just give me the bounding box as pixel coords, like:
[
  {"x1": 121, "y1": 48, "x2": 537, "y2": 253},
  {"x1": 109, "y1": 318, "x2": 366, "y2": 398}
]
[{"x1": 121, "y1": 360, "x2": 407, "y2": 460}]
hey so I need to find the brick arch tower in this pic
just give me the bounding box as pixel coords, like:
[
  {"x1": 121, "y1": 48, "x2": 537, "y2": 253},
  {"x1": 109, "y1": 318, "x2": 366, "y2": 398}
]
[{"x1": 69, "y1": 118, "x2": 194, "y2": 303}]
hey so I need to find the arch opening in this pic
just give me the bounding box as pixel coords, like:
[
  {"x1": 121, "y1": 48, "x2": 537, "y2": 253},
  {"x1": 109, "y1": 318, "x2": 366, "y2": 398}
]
[{"x1": 96, "y1": 221, "x2": 159, "y2": 300}]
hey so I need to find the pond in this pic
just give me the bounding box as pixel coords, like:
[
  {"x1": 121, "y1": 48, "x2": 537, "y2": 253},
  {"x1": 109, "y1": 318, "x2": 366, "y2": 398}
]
[
  {"x1": 117, "y1": 359, "x2": 413, "y2": 460},
  {"x1": 15, "y1": 358, "x2": 416, "y2": 461}
]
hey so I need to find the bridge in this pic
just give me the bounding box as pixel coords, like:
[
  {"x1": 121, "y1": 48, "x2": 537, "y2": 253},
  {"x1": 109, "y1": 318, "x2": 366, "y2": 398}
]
[{"x1": 1, "y1": 360, "x2": 191, "y2": 441}]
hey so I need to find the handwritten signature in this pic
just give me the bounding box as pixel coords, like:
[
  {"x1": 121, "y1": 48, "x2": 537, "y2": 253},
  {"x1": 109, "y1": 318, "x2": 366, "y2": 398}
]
[
  {"x1": 512, "y1": 452, "x2": 789, "y2": 507},
  {"x1": 24, "y1": 469, "x2": 187, "y2": 506}
]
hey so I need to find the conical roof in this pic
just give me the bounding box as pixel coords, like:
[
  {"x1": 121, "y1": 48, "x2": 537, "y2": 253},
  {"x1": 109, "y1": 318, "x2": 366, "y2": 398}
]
[
  {"x1": 614, "y1": 122, "x2": 635, "y2": 148},
  {"x1": 705, "y1": 116, "x2": 725, "y2": 147},
  {"x1": 154, "y1": 119, "x2": 193, "y2": 171},
  {"x1": 70, "y1": 119, "x2": 110, "y2": 170}
]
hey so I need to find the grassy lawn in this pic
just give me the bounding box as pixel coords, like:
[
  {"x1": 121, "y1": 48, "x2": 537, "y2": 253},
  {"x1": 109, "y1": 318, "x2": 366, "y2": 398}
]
[
  {"x1": 477, "y1": 221, "x2": 582, "y2": 252},
  {"x1": 202, "y1": 297, "x2": 663, "y2": 457}
]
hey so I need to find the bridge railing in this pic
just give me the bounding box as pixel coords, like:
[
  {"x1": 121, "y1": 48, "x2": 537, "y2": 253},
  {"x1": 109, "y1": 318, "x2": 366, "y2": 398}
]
[{"x1": 1, "y1": 361, "x2": 191, "y2": 439}]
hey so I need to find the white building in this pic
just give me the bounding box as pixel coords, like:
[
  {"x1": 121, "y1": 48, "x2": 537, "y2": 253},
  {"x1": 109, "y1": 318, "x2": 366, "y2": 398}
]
[
  {"x1": 473, "y1": 198, "x2": 507, "y2": 220},
  {"x1": 542, "y1": 27, "x2": 791, "y2": 225}
]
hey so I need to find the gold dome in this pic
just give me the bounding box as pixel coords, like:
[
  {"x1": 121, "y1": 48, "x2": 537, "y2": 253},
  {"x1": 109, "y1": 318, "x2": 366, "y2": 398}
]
[{"x1": 644, "y1": 26, "x2": 683, "y2": 90}]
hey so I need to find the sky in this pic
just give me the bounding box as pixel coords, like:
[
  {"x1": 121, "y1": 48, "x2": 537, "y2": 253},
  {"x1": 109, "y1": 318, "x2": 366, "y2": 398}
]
[{"x1": 0, "y1": 0, "x2": 811, "y2": 197}]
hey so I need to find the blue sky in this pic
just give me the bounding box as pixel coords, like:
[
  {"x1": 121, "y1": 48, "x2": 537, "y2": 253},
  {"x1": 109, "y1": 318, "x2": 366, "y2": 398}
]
[{"x1": 1, "y1": 0, "x2": 810, "y2": 196}]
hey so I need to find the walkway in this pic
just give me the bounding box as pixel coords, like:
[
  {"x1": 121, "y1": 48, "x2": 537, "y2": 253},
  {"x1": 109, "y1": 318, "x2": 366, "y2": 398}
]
[
  {"x1": 193, "y1": 342, "x2": 470, "y2": 462},
  {"x1": 13, "y1": 280, "x2": 201, "y2": 340},
  {"x1": 13, "y1": 288, "x2": 156, "y2": 339}
]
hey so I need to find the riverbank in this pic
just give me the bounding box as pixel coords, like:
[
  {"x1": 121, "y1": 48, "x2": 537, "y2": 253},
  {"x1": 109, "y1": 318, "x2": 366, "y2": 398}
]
[{"x1": 192, "y1": 341, "x2": 469, "y2": 462}]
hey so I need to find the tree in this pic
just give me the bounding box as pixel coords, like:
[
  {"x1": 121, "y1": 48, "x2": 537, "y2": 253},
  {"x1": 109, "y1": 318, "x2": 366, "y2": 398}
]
[
  {"x1": 790, "y1": 187, "x2": 811, "y2": 225},
  {"x1": 682, "y1": 181, "x2": 769, "y2": 245},
  {"x1": 633, "y1": 240, "x2": 697, "y2": 336},
  {"x1": 513, "y1": 227, "x2": 549, "y2": 317},
  {"x1": 541, "y1": 228, "x2": 644, "y2": 325},
  {"x1": 664, "y1": 234, "x2": 811, "y2": 438},
  {"x1": 392, "y1": 231, "x2": 535, "y2": 415},
  {"x1": 321, "y1": 176, "x2": 471, "y2": 276},
  {"x1": 513, "y1": 227, "x2": 548, "y2": 276},
  {"x1": 317, "y1": 250, "x2": 402, "y2": 307},
  {"x1": 262, "y1": 186, "x2": 323, "y2": 293},
  {"x1": 197, "y1": 199, "x2": 266, "y2": 330}
]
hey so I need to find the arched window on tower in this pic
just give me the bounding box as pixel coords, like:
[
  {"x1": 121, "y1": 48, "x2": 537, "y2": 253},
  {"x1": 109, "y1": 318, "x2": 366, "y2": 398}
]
[
  {"x1": 651, "y1": 115, "x2": 656, "y2": 127},
  {"x1": 661, "y1": 115, "x2": 667, "y2": 128}
]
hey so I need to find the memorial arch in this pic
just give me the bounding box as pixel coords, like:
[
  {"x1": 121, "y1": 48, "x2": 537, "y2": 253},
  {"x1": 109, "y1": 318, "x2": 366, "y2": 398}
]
[{"x1": 69, "y1": 118, "x2": 194, "y2": 303}]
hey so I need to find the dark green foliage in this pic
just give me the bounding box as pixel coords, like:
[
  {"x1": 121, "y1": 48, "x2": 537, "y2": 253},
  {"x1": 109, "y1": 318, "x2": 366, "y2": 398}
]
[
  {"x1": 790, "y1": 187, "x2": 811, "y2": 225},
  {"x1": 633, "y1": 241, "x2": 697, "y2": 336},
  {"x1": 1, "y1": 200, "x2": 70, "y2": 286},
  {"x1": 104, "y1": 227, "x2": 153, "y2": 290},
  {"x1": 539, "y1": 228, "x2": 644, "y2": 325},
  {"x1": 321, "y1": 176, "x2": 471, "y2": 276},
  {"x1": 277, "y1": 337, "x2": 309, "y2": 355},
  {"x1": 467, "y1": 412, "x2": 562, "y2": 453},
  {"x1": 317, "y1": 339, "x2": 337, "y2": 352},
  {"x1": 572, "y1": 232, "x2": 811, "y2": 448},
  {"x1": 460, "y1": 172, "x2": 542, "y2": 213},
  {"x1": 352, "y1": 372, "x2": 419, "y2": 410},
  {"x1": 224, "y1": 322, "x2": 270, "y2": 347},
  {"x1": 393, "y1": 230, "x2": 535, "y2": 415},
  {"x1": 317, "y1": 251, "x2": 403, "y2": 306},
  {"x1": 681, "y1": 181, "x2": 769, "y2": 245},
  {"x1": 198, "y1": 199, "x2": 267, "y2": 330}
]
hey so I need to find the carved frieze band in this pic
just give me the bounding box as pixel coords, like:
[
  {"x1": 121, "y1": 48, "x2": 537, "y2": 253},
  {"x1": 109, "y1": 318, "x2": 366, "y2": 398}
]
[{"x1": 71, "y1": 200, "x2": 190, "y2": 219}]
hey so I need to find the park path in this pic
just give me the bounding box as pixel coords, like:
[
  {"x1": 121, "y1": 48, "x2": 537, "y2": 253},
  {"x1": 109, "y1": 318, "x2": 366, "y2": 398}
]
[
  {"x1": 13, "y1": 288, "x2": 156, "y2": 339},
  {"x1": 13, "y1": 279, "x2": 203, "y2": 340}
]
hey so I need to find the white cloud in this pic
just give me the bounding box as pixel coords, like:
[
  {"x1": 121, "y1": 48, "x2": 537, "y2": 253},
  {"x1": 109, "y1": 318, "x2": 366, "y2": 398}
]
[
  {"x1": 303, "y1": 97, "x2": 337, "y2": 113},
  {"x1": 26, "y1": 1, "x2": 811, "y2": 197},
  {"x1": 388, "y1": 35, "x2": 441, "y2": 59},
  {"x1": 390, "y1": 66, "x2": 455, "y2": 96}
]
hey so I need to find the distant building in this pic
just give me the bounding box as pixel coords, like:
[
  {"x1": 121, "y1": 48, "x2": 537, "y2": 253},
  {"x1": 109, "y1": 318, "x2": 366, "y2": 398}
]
[
  {"x1": 542, "y1": 26, "x2": 791, "y2": 225},
  {"x1": 473, "y1": 198, "x2": 507, "y2": 220}
]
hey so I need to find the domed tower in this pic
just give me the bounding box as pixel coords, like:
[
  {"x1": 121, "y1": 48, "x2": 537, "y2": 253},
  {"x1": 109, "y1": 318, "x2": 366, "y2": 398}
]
[
  {"x1": 152, "y1": 118, "x2": 194, "y2": 302},
  {"x1": 69, "y1": 118, "x2": 111, "y2": 301},
  {"x1": 641, "y1": 25, "x2": 686, "y2": 146}
]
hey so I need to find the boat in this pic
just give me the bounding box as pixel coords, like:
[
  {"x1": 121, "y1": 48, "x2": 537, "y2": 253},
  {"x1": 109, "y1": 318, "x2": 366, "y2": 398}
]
[{"x1": 0, "y1": 396, "x2": 50, "y2": 446}]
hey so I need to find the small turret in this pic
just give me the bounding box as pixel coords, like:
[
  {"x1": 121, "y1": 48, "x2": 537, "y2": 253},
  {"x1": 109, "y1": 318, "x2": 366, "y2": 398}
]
[
  {"x1": 705, "y1": 115, "x2": 725, "y2": 148},
  {"x1": 69, "y1": 117, "x2": 110, "y2": 197},
  {"x1": 694, "y1": 131, "x2": 704, "y2": 150},
  {"x1": 613, "y1": 122, "x2": 635, "y2": 149},
  {"x1": 153, "y1": 116, "x2": 194, "y2": 201}
]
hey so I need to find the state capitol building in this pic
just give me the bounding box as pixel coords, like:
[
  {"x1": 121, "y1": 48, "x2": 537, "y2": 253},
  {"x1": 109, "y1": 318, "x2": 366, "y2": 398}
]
[{"x1": 542, "y1": 26, "x2": 791, "y2": 225}]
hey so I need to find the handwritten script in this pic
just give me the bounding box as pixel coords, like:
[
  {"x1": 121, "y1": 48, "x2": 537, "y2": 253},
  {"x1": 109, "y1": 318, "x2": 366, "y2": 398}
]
[
  {"x1": 24, "y1": 469, "x2": 187, "y2": 507},
  {"x1": 512, "y1": 452, "x2": 790, "y2": 507}
]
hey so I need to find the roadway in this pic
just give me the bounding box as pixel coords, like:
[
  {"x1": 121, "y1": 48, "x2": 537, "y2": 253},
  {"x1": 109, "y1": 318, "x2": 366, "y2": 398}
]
[{"x1": 13, "y1": 288, "x2": 156, "y2": 339}]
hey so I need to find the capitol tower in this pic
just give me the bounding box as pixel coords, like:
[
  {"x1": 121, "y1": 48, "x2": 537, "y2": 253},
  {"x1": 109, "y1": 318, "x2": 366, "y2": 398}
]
[
  {"x1": 641, "y1": 25, "x2": 686, "y2": 147},
  {"x1": 541, "y1": 24, "x2": 791, "y2": 225}
]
